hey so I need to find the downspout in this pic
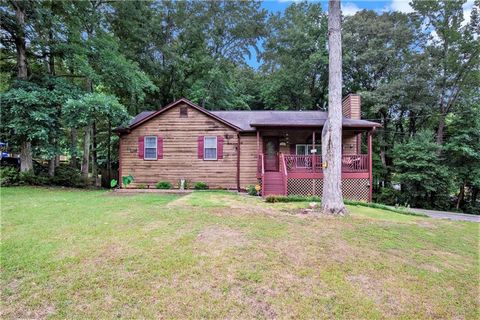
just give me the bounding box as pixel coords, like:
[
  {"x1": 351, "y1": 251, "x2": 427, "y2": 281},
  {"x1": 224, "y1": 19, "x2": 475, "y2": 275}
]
[
  {"x1": 118, "y1": 134, "x2": 123, "y2": 188},
  {"x1": 237, "y1": 133, "x2": 241, "y2": 191}
]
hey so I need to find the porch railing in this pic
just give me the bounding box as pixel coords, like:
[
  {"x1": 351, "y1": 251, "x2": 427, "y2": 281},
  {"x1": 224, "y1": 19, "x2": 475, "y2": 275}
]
[
  {"x1": 258, "y1": 153, "x2": 265, "y2": 196},
  {"x1": 283, "y1": 154, "x2": 368, "y2": 173},
  {"x1": 279, "y1": 153, "x2": 288, "y2": 195}
]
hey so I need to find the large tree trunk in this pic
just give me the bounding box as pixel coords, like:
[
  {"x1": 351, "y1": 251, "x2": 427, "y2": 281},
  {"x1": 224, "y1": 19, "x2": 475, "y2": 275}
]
[
  {"x1": 13, "y1": 2, "x2": 33, "y2": 172},
  {"x1": 81, "y1": 125, "x2": 91, "y2": 180},
  {"x1": 322, "y1": 0, "x2": 346, "y2": 215},
  {"x1": 20, "y1": 141, "x2": 33, "y2": 172}
]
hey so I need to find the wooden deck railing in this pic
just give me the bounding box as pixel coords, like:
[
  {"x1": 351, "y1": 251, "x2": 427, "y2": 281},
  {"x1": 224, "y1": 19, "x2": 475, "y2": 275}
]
[
  {"x1": 258, "y1": 153, "x2": 265, "y2": 196},
  {"x1": 283, "y1": 154, "x2": 368, "y2": 173}
]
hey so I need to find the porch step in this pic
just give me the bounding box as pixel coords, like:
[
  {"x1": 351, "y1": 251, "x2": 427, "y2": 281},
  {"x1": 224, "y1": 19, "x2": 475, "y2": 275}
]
[{"x1": 263, "y1": 172, "x2": 286, "y2": 196}]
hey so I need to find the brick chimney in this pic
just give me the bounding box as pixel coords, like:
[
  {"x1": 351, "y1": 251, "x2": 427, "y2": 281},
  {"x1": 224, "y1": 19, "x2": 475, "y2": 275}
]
[{"x1": 342, "y1": 94, "x2": 361, "y2": 119}]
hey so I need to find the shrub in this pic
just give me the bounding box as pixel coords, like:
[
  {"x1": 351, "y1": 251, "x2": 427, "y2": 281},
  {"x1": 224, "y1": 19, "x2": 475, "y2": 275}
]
[
  {"x1": 0, "y1": 166, "x2": 20, "y2": 186},
  {"x1": 246, "y1": 184, "x2": 259, "y2": 196},
  {"x1": 137, "y1": 183, "x2": 147, "y2": 189},
  {"x1": 265, "y1": 195, "x2": 321, "y2": 203},
  {"x1": 156, "y1": 181, "x2": 172, "y2": 189},
  {"x1": 194, "y1": 182, "x2": 209, "y2": 190},
  {"x1": 51, "y1": 166, "x2": 84, "y2": 188},
  {"x1": 19, "y1": 170, "x2": 49, "y2": 185}
]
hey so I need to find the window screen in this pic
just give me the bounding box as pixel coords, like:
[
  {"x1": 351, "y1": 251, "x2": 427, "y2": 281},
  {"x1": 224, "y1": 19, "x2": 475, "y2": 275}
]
[
  {"x1": 204, "y1": 136, "x2": 217, "y2": 160},
  {"x1": 144, "y1": 136, "x2": 157, "y2": 160}
]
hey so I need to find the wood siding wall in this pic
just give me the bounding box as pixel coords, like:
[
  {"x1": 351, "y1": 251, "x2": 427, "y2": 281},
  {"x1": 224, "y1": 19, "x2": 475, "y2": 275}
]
[
  {"x1": 120, "y1": 103, "x2": 257, "y2": 189},
  {"x1": 342, "y1": 131, "x2": 358, "y2": 155},
  {"x1": 239, "y1": 134, "x2": 259, "y2": 188}
]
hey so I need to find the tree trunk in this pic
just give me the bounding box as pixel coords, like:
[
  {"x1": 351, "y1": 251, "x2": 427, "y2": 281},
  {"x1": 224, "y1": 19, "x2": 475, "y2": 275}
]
[
  {"x1": 436, "y1": 113, "x2": 446, "y2": 146},
  {"x1": 81, "y1": 125, "x2": 91, "y2": 180},
  {"x1": 321, "y1": 0, "x2": 346, "y2": 215},
  {"x1": 13, "y1": 2, "x2": 33, "y2": 172},
  {"x1": 48, "y1": 159, "x2": 55, "y2": 177},
  {"x1": 70, "y1": 128, "x2": 78, "y2": 168},
  {"x1": 456, "y1": 181, "x2": 465, "y2": 210},
  {"x1": 92, "y1": 120, "x2": 98, "y2": 180},
  {"x1": 20, "y1": 141, "x2": 33, "y2": 172}
]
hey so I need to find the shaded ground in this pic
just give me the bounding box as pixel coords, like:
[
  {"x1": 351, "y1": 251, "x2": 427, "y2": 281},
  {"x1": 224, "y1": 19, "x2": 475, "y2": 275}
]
[
  {"x1": 1, "y1": 187, "x2": 479, "y2": 319},
  {"x1": 410, "y1": 208, "x2": 480, "y2": 222}
]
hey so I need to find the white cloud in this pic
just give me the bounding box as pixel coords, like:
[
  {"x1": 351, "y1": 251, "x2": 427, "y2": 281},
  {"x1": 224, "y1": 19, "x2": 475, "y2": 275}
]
[
  {"x1": 342, "y1": 2, "x2": 361, "y2": 16},
  {"x1": 387, "y1": 0, "x2": 414, "y2": 13}
]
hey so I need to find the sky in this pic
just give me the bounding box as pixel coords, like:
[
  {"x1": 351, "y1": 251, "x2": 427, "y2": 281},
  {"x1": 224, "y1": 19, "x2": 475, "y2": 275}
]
[{"x1": 247, "y1": 0, "x2": 475, "y2": 68}]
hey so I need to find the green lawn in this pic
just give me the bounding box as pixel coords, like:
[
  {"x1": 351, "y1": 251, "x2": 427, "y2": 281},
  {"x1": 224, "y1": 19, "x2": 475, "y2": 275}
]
[{"x1": 1, "y1": 187, "x2": 479, "y2": 319}]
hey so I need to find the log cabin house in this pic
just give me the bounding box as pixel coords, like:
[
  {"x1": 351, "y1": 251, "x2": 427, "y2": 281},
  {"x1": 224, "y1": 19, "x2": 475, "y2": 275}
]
[{"x1": 115, "y1": 94, "x2": 380, "y2": 201}]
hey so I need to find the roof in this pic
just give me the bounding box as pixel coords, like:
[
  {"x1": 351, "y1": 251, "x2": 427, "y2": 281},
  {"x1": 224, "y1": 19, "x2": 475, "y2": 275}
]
[{"x1": 118, "y1": 98, "x2": 381, "y2": 134}]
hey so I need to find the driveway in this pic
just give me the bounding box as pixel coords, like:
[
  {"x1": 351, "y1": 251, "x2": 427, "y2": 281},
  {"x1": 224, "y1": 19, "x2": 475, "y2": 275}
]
[{"x1": 411, "y1": 208, "x2": 480, "y2": 222}]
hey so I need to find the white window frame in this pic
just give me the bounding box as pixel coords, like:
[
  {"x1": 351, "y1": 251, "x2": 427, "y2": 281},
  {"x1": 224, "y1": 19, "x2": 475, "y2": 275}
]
[
  {"x1": 204, "y1": 136, "x2": 217, "y2": 160},
  {"x1": 144, "y1": 136, "x2": 158, "y2": 160}
]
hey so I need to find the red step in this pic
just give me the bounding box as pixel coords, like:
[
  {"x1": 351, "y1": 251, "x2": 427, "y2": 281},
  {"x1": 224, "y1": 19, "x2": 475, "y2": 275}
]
[{"x1": 263, "y1": 171, "x2": 286, "y2": 196}]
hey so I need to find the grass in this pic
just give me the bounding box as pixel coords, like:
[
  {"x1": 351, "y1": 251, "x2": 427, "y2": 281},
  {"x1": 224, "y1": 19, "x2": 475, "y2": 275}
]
[{"x1": 1, "y1": 187, "x2": 479, "y2": 319}]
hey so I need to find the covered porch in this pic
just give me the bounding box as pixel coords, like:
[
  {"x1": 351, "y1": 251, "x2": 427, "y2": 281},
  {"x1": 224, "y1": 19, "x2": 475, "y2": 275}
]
[{"x1": 255, "y1": 126, "x2": 374, "y2": 199}]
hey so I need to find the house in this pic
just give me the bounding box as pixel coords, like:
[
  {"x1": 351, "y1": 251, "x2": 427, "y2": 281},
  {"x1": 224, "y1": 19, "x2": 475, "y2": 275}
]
[{"x1": 115, "y1": 94, "x2": 380, "y2": 201}]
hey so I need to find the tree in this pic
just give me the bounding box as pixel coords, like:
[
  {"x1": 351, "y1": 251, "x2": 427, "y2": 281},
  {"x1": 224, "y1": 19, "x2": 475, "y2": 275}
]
[
  {"x1": 1, "y1": 1, "x2": 32, "y2": 171},
  {"x1": 411, "y1": 0, "x2": 480, "y2": 145},
  {"x1": 321, "y1": 0, "x2": 346, "y2": 214},
  {"x1": 393, "y1": 131, "x2": 451, "y2": 209},
  {"x1": 63, "y1": 93, "x2": 129, "y2": 180},
  {"x1": 260, "y1": 2, "x2": 329, "y2": 110}
]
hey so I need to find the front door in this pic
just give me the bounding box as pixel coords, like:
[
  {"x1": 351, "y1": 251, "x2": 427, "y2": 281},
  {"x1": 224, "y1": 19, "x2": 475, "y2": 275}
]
[{"x1": 263, "y1": 137, "x2": 279, "y2": 171}]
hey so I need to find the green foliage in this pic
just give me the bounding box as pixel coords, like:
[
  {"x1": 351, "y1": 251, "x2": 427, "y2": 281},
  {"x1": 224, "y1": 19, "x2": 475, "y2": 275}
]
[
  {"x1": 265, "y1": 195, "x2": 321, "y2": 203},
  {"x1": 19, "y1": 171, "x2": 49, "y2": 186},
  {"x1": 137, "y1": 184, "x2": 146, "y2": 189},
  {"x1": 246, "y1": 185, "x2": 259, "y2": 196},
  {"x1": 122, "y1": 175, "x2": 134, "y2": 187},
  {"x1": 156, "y1": 181, "x2": 172, "y2": 189},
  {"x1": 393, "y1": 131, "x2": 451, "y2": 209},
  {"x1": 50, "y1": 166, "x2": 85, "y2": 188},
  {"x1": 0, "y1": 167, "x2": 20, "y2": 186},
  {"x1": 110, "y1": 179, "x2": 118, "y2": 188},
  {"x1": 194, "y1": 182, "x2": 209, "y2": 190}
]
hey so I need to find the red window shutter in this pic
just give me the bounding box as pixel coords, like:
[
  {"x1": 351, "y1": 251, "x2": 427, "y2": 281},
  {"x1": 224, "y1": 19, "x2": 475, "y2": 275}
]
[
  {"x1": 290, "y1": 144, "x2": 296, "y2": 155},
  {"x1": 157, "y1": 136, "x2": 163, "y2": 159},
  {"x1": 198, "y1": 136, "x2": 204, "y2": 159},
  {"x1": 217, "y1": 136, "x2": 224, "y2": 159},
  {"x1": 138, "y1": 136, "x2": 144, "y2": 159}
]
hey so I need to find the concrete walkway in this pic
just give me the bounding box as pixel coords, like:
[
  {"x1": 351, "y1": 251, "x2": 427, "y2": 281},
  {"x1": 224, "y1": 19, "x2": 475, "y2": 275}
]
[{"x1": 411, "y1": 208, "x2": 480, "y2": 222}]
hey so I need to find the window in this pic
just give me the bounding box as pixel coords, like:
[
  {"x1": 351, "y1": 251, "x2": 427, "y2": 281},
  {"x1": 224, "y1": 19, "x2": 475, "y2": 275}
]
[
  {"x1": 180, "y1": 106, "x2": 188, "y2": 118},
  {"x1": 144, "y1": 136, "x2": 157, "y2": 160},
  {"x1": 296, "y1": 144, "x2": 314, "y2": 155},
  {"x1": 204, "y1": 136, "x2": 217, "y2": 160}
]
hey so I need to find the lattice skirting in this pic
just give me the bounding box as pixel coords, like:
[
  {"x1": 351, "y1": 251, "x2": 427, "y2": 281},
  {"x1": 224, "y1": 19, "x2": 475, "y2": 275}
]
[{"x1": 287, "y1": 178, "x2": 370, "y2": 201}]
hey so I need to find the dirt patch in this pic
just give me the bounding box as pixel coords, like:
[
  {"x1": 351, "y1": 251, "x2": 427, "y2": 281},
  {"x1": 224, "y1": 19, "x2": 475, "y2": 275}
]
[{"x1": 195, "y1": 226, "x2": 249, "y2": 256}]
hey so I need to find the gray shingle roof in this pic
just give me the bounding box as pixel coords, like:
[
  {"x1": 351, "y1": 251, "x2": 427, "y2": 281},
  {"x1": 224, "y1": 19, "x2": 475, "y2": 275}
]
[{"x1": 127, "y1": 109, "x2": 380, "y2": 131}]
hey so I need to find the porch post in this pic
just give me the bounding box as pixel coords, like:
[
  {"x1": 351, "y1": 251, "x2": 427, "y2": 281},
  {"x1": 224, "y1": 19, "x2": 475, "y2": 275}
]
[
  {"x1": 368, "y1": 130, "x2": 373, "y2": 202},
  {"x1": 312, "y1": 130, "x2": 316, "y2": 195},
  {"x1": 256, "y1": 130, "x2": 260, "y2": 155}
]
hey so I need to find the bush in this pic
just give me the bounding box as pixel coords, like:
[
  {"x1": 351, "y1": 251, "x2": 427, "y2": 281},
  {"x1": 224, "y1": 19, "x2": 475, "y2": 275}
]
[
  {"x1": 0, "y1": 166, "x2": 20, "y2": 186},
  {"x1": 194, "y1": 182, "x2": 209, "y2": 190},
  {"x1": 137, "y1": 183, "x2": 146, "y2": 189},
  {"x1": 265, "y1": 195, "x2": 321, "y2": 203},
  {"x1": 246, "y1": 184, "x2": 259, "y2": 196},
  {"x1": 156, "y1": 181, "x2": 172, "y2": 189},
  {"x1": 51, "y1": 166, "x2": 85, "y2": 188},
  {"x1": 19, "y1": 170, "x2": 49, "y2": 185}
]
